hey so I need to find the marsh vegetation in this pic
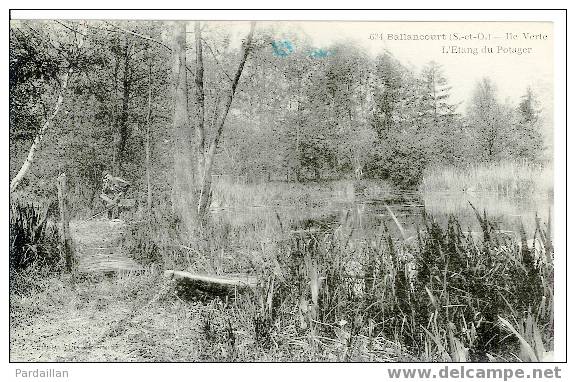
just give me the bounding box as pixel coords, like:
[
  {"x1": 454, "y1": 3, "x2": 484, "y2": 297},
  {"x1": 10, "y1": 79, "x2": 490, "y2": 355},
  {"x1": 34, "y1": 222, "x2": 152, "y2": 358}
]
[{"x1": 9, "y1": 20, "x2": 554, "y2": 362}]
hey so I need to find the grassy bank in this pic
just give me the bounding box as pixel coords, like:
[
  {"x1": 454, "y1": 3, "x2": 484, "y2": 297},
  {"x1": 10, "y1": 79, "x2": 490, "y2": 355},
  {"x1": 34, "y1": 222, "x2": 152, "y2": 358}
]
[
  {"x1": 420, "y1": 162, "x2": 553, "y2": 196},
  {"x1": 10, "y1": 207, "x2": 554, "y2": 362},
  {"x1": 9, "y1": 267, "x2": 403, "y2": 362}
]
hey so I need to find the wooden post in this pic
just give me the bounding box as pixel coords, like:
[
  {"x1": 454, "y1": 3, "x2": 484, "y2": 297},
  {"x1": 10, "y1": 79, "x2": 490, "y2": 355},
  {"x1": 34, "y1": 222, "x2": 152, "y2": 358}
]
[{"x1": 57, "y1": 173, "x2": 73, "y2": 271}]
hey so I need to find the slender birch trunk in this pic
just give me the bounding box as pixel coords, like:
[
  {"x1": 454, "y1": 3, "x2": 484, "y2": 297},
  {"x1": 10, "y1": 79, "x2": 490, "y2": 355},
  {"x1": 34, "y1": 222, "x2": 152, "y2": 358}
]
[{"x1": 10, "y1": 67, "x2": 73, "y2": 193}]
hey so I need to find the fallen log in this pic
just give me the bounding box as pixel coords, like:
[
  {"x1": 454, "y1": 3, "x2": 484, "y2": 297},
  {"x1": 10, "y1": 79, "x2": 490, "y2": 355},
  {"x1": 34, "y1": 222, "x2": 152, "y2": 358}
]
[{"x1": 163, "y1": 270, "x2": 257, "y2": 301}]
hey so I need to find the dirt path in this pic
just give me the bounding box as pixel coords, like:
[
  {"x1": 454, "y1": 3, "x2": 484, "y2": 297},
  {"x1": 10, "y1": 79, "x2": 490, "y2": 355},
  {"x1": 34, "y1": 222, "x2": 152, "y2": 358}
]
[
  {"x1": 9, "y1": 273, "x2": 211, "y2": 361},
  {"x1": 70, "y1": 219, "x2": 143, "y2": 274}
]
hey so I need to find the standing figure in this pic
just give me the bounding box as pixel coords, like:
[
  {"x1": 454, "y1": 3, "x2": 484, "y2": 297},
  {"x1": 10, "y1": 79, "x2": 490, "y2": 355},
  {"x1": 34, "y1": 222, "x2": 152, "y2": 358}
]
[{"x1": 100, "y1": 171, "x2": 130, "y2": 219}]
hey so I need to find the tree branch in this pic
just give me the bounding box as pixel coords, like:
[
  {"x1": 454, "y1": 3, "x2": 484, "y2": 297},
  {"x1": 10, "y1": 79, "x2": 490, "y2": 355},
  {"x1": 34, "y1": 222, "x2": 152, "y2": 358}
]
[
  {"x1": 103, "y1": 21, "x2": 196, "y2": 76},
  {"x1": 209, "y1": 22, "x2": 256, "y2": 152},
  {"x1": 103, "y1": 21, "x2": 169, "y2": 50},
  {"x1": 10, "y1": 67, "x2": 73, "y2": 193},
  {"x1": 202, "y1": 39, "x2": 233, "y2": 83}
]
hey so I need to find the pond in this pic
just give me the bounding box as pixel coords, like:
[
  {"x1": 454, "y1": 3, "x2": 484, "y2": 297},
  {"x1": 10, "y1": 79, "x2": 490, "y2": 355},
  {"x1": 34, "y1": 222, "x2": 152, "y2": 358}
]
[{"x1": 210, "y1": 182, "x2": 554, "y2": 240}]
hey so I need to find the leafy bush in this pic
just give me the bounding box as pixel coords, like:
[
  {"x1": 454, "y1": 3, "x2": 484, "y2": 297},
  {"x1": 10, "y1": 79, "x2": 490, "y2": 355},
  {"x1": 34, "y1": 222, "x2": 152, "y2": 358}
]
[{"x1": 366, "y1": 139, "x2": 428, "y2": 189}]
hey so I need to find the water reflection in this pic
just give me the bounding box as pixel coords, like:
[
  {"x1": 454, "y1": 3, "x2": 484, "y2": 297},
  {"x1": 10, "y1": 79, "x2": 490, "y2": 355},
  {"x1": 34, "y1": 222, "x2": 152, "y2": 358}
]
[
  {"x1": 211, "y1": 186, "x2": 553, "y2": 239},
  {"x1": 422, "y1": 191, "x2": 553, "y2": 235}
]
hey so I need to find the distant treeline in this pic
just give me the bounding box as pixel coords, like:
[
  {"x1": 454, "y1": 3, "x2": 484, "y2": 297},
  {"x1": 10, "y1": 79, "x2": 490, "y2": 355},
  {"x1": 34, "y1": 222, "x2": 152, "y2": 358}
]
[{"x1": 10, "y1": 21, "x2": 548, "y2": 204}]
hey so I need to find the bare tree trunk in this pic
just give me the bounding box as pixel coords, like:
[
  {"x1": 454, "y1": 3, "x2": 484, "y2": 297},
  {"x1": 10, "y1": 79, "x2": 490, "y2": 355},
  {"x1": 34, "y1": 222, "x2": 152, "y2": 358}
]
[
  {"x1": 197, "y1": 22, "x2": 256, "y2": 217},
  {"x1": 145, "y1": 46, "x2": 153, "y2": 217},
  {"x1": 10, "y1": 68, "x2": 73, "y2": 193},
  {"x1": 113, "y1": 38, "x2": 132, "y2": 176},
  {"x1": 194, "y1": 22, "x2": 206, "y2": 187},
  {"x1": 171, "y1": 21, "x2": 200, "y2": 232},
  {"x1": 111, "y1": 41, "x2": 120, "y2": 169},
  {"x1": 295, "y1": 75, "x2": 303, "y2": 182}
]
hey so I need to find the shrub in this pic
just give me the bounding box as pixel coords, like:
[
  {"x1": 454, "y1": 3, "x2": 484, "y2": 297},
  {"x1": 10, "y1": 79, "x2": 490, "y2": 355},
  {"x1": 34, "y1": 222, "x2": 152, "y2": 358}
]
[
  {"x1": 9, "y1": 201, "x2": 61, "y2": 272},
  {"x1": 366, "y1": 137, "x2": 428, "y2": 189}
]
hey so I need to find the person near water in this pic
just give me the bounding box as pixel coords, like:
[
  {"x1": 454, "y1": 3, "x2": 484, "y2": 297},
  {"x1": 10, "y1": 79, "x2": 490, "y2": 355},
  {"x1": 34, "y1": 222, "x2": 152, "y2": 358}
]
[{"x1": 100, "y1": 171, "x2": 130, "y2": 219}]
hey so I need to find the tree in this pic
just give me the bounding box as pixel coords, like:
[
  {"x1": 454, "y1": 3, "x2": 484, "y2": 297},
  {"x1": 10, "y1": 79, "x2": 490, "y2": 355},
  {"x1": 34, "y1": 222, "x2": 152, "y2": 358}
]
[
  {"x1": 10, "y1": 21, "x2": 87, "y2": 193},
  {"x1": 418, "y1": 61, "x2": 462, "y2": 165},
  {"x1": 509, "y1": 87, "x2": 544, "y2": 161},
  {"x1": 196, "y1": 22, "x2": 256, "y2": 217},
  {"x1": 112, "y1": 35, "x2": 133, "y2": 176},
  {"x1": 466, "y1": 78, "x2": 511, "y2": 162},
  {"x1": 370, "y1": 54, "x2": 396, "y2": 138},
  {"x1": 303, "y1": 42, "x2": 374, "y2": 179},
  {"x1": 144, "y1": 45, "x2": 153, "y2": 216},
  {"x1": 170, "y1": 21, "x2": 200, "y2": 232},
  {"x1": 169, "y1": 21, "x2": 256, "y2": 230},
  {"x1": 368, "y1": 52, "x2": 428, "y2": 188}
]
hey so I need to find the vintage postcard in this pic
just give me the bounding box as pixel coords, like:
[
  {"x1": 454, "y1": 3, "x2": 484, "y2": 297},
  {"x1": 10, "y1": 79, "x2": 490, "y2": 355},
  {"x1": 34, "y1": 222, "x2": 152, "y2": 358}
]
[{"x1": 7, "y1": 9, "x2": 566, "y2": 375}]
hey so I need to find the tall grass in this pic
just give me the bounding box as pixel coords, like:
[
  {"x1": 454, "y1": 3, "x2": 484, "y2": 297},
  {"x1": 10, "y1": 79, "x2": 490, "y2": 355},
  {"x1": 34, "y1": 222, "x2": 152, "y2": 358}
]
[
  {"x1": 250, "y1": 210, "x2": 553, "y2": 361},
  {"x1": 122, "y1": 204, "x2": 262, "y2": 274},
  {"x1": 9, "y1": 201, "x2": 62, "y2": 271},
  {"x1": 420, "y1": 161, "x2": 553, "y2": 197},
  {"x1": 9, "y1": 201, "x2": 64, "y2": 296},
  {"x1": 120, "y1": 204, "x2": 553, "y2": 361}
]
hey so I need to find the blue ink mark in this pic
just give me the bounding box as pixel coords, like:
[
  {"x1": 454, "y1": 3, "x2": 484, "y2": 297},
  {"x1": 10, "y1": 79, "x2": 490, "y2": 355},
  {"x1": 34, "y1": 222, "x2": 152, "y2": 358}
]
[
  {"x1": 309, "y1": 48, "x2": 332, "y2": 58},
  {"x1": 271, "y1": 40, "x2": 294, "y2": 57}
]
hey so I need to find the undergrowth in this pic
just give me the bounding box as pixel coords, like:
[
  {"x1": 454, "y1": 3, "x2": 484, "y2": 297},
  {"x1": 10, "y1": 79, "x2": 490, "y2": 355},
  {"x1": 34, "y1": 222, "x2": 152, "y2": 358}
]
[
  {"x1": 9, "y1": 201, "x2": 64, "y2": 295},
  {"x1": 9, "y1": 191, "x2": 554, "y2": 361},
  {"x1": 118, "y1": 204, "x2": 553, "y2": 362}
]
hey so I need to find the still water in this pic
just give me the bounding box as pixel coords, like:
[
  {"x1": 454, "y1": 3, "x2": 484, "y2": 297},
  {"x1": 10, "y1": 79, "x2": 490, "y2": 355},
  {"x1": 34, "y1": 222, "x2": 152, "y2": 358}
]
[{"x1": 211, "y1": 183, "x2": 554, "y2": 239}]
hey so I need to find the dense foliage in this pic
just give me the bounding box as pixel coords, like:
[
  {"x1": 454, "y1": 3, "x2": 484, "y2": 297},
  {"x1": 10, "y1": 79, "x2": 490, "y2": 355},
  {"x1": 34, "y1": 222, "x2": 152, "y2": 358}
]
[
  {"x1": 9, "y1": 21, "x2": 554, "y2": 362},
  {"x1": 10, "y1": 21, "x2": 549, "y2": 211}
]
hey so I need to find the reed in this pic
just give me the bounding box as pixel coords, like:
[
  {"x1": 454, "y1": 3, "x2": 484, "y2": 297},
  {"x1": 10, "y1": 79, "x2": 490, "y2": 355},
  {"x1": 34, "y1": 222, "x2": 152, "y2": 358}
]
[
  {"x1": 420, "y1": 161, "x2": 553, "y2": 197},
  {"x1": 11, "y1": 200, "x2": 554, "y2": 361},
  {"x1": 9, "y1": 201, "x2": 62, "y2": 279}
]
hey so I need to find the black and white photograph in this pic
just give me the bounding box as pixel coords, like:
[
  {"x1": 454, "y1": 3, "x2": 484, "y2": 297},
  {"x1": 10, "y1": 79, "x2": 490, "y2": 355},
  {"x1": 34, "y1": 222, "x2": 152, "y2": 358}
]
[{"x1": 7, "y1": 9, "x2": 565, "y2": 367}]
